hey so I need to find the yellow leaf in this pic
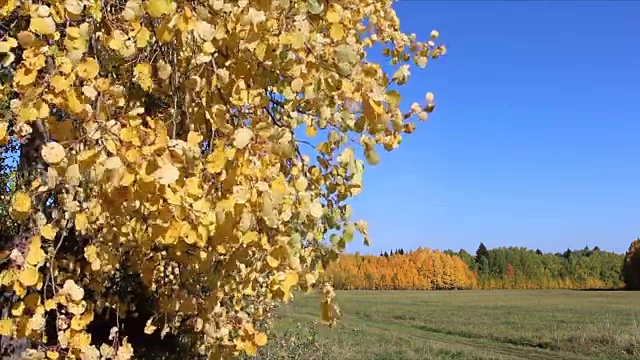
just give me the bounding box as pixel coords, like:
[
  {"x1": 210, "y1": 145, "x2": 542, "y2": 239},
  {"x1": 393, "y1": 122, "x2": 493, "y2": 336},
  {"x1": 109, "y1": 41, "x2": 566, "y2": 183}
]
[
  {"x1": 133, "y1": 63, "x2": 153, "y2": 91},
  {"x1": 187, "y1": 131, "x2": 203, "y2": 149},
  {"x1": 294, "y1": 176, "x2": 308, "y2": 191},
  {"x1": 25, "y1": 247, "x2": 46, "y2": 267},
  {"x1": 305, "y1": 124, "x2": 317, "y2": 138},
  {"x1": 330, "y1": 23, "x2": 344, "y2": 41},
  {"x1": 181, "y1": 225, "x2": 198, "y2": 245},
  {"x1": 70, "y1": 331, "x2": 91, "y2": 349},
  {"x1": 50, "y1": 75, "x2": 71, "y2": 92},
  {"x1": 41, "y1": 142, "x2": 66, "y2": 164},
  {"x1": 35, "y1": 100, "x2": 50, "y2": 119},
  {"x1": 177, "y1": 8, "x2": 197, "y2": 32},
  {"x1": 291, "y1": 31, "x2": 305, "y2": 49},
  {"x1": 386, "y1": 90, "x2": 401, "y2": 106},
  {"x1": 124, "y1": 148, "x2": 142, "y2": 164},
  {"x1": 136, "y1": 26, "x2": 151, "y2": 48},
  {"x1": 144, "y1": 320, "x2": 157, "y2": 334},
  {"x1": 426, "y1": 92, "x2": 435, "y2": 103},
  {"x1": 120, "y1": 127, "x2": 140, "y2": 144},
  {"x1": 0, "y1": 121, "x2": 7, "y2": 144},
  {"x1": 147, "y1": 0, "x2": 172, "y2": 18},
  {"x1": 392, "y1": 64, "x2": 410, "y2": 85},
  {"x1": 308, "y1": 0, "x2": 324, "y2": 14},
  {"x1": 241, "y1": 231, "x2": 259, "y2": 245},
  {"x1": 44, "y1": 299, "x2": 58, "y2": 311},
  {"x1": 195, "y1": 21, "x2": 214, "y2": 41},
  {"x1": 28, "y1": 235, "x2": 42, "y2": 252},
  {"x1": 243, "y1": 341, "x2": 257, "y2": 356},
  {"x1": 70, "y1": 311, "x2": 94, "y2": 330},
  {"x1": 369, "y1": 98, "x2": 385, "y2": 114},
  {"x1": 29, "y1": 17, "x2": 56, "y2": 35},
  {"x1": 40, "y1": 224, "x2": 57, "y2": 240},
  {"x1": 290, "y1": 78, "x2": 303, "y2": 92},
  {"x1": 11, "y1": 302, "x2": 24, "y2": 316},
  {"x1": 107, "y1": 30, "x2": 126, "y2": 51},
  {"x1": 254, "y1": 332, "x2": 268, "y2": 346},
  {"x1": 11, "y1": 191, "x2": 32, "y2": 214},
  {"x1": 160, "y1": 221, "x2": 180, "y2": 244},
  {"x1": 18, "y1": 266, "x2": 39, "y2": 287},
  {"x1": 77, "y1": 149, "x2": 99, "y2": 170},
  {"x1": 0, "y1": 319, "x2": 13, "y2": 336},
  {"x1": 326, "y1": 7, "x2": 340, "y2": 22},
  {"x1": 84, "y1": 245, "x2": 98, "y2": 262},
  {"x1": 157, "y1": 60, "x2": 171, "y2": 80},
  {"x1": 75, "y1": 213, "x2": 89, "y2": 233},
  {"x1": 0, "y1": 38, "x2": 16, "y2": 53},
  {"x1": 233, "y1": 128, "x2": 253, "y2": 149},
  {"x1": 335, "y1": 44, "x2": 359, "y2": 64},
  {"x1": 104, "y1": 156, "x2": 123, "y2": 170},
  {"x1": 255, "y1": 42, "x2": 267, "y2": 61},
  {"x1": 18, "y1": 106, "x2": 37, "y2": 122},
  {"x1": 155, "y1": 20, "x2": 174, "y2": 42},
  {"x1": 61, "y1": 279, "x2": 84, "y2": 302},
  {"x1": 206, "y1": 152, "x2": 227, "y2": 174},
  {"x1": 282, "y1": 272, "x2": 298, "y2": 291},
  {"x1": 153, "y1": 163, "x2": 179, "y2": 185},
  {"x1": 64, "y1": 0, "x2": 84, "y2": 15},
  {"x1": 309, "y1": 201, "x2": 323, "y2": 218},
  {"x1": 266, "y1": 256, "x2": 280, "y2": 268},
  {"x1": 305, "y1": 272, "x2": 317, "y2": 287},
  {"x1": 76, "y1": 58, "x2": 99, "y2": 79},
  {"x1": 14, "y1": 68, "x2": 38, "y2": 86},
  {"x1": 365, "y1": 149, "x2": 380, "y2": 165},
  {"x1": 270, "y1": 174, "x2": 287, "y2": 195},
  {"x1": 66, "y1": 89, "x2": 88, "y2": 114}
]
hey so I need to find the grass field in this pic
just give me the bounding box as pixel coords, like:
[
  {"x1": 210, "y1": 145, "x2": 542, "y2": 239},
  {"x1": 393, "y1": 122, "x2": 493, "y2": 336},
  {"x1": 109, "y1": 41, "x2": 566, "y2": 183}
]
[{"x1": 258, "y1": 290, "x2": 640, "y2": 360}]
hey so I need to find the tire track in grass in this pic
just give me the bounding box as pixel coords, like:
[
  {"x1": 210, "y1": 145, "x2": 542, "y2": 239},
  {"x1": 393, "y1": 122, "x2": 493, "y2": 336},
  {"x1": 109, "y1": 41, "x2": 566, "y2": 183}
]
[
  {"x1": 289, "y1": 312, "x2": 592, "y2": 360},
  {"x1": 359, "y1": 318, "x2": 589, "y2": 360}
]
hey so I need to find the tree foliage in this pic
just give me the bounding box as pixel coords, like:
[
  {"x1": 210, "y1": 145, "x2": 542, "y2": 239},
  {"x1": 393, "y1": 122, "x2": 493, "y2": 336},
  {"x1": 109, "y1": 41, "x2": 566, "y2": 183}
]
[
  {"x1": 0, "y1": 0, "x2": 446, "y2": 358},
  {"x1": 623, "y1": 238, "x2": 640, "y2": 290},
  {"x1": 328, "y1": 248, "x2": 477, "y2": 290},
  {"x1": 447, "y1": 245, "x2": 623, "y2": 290},
  {"x1": 330, "y1": 245, "x2": 625, "y2": 291}
]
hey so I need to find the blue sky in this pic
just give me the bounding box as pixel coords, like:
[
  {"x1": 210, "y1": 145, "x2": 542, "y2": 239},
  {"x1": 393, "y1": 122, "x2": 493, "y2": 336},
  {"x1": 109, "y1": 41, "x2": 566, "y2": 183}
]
[{"x1": 345, "y1": 1, "x2": 640, "y2": 255}]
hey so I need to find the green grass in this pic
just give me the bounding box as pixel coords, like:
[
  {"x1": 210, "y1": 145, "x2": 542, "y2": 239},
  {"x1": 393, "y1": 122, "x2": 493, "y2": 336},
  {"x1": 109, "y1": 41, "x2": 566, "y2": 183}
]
[{"x1": 257, "y1": 290, "x2": 640, "y2": 360}]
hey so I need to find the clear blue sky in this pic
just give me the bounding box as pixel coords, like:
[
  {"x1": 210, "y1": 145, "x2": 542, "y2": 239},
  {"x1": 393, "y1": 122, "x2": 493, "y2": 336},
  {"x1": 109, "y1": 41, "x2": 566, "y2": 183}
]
[{"x1": 346, "y1": 1, "x2": 640, "y2": 255}]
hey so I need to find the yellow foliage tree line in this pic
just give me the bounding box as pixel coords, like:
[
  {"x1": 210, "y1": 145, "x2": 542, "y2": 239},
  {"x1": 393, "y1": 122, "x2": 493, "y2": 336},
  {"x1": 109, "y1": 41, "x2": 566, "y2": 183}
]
[
  {"x1": 328, "y1": 248, "x2": 477, "y2": 290},
  {"x1": 328, "y1": 244, "x2": 628, "y2": 291}
]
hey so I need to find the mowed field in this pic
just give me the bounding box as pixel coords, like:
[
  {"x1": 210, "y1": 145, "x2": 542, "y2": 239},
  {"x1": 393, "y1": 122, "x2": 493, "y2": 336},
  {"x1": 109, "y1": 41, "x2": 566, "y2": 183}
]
[{"x1": 260, "y1": 290, "x2": 640, "y2": 360}]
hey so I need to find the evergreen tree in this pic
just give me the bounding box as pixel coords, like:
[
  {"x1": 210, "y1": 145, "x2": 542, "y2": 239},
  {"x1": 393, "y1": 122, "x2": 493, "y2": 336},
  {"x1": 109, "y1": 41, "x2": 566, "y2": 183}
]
[
  {"x1": 623, "y1": 238, "x2": 640, "y2": 290},
  {"x1": 476, "y1": 242, "x2": 489, "y2": 262}
]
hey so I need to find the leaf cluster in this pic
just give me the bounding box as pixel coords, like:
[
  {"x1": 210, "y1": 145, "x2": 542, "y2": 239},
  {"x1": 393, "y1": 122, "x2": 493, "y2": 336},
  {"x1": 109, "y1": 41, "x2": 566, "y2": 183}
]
[{"x1": 0, "y1": 0, "x2": 444, "y2": 358}]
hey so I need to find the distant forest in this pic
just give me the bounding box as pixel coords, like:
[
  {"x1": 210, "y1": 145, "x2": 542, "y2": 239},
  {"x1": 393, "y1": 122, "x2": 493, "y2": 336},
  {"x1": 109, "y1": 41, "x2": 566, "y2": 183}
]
[{"x1": 328, "y1": 240, "x2": 640, "y2": 290}]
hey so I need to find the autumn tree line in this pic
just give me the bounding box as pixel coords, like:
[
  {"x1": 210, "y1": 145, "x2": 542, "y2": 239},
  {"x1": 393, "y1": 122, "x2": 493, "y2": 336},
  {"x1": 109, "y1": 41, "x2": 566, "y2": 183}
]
[
  {"x1": 328, "y1": 240, "x2": 640, "y2": 290},
  {"x1": 328, "y1": 247, "x2": 476, "y2": 290}
]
